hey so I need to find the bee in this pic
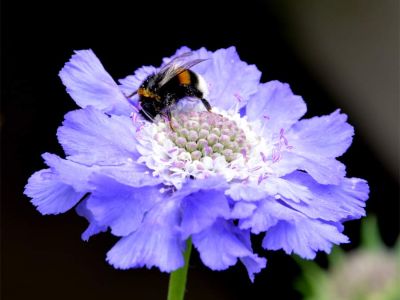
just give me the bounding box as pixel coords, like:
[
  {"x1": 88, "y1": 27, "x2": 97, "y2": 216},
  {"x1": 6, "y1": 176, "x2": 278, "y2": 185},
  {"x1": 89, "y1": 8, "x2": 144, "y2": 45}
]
[{"x1": 129, "y1": 52, "x2": 212, "y2": 121}]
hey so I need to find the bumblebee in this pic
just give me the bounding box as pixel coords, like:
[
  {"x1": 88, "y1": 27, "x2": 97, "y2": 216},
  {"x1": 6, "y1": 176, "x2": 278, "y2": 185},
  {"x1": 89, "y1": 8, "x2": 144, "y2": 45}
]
[{"x1": 130, "y1": 53, "x2": 212, "y2": 121}]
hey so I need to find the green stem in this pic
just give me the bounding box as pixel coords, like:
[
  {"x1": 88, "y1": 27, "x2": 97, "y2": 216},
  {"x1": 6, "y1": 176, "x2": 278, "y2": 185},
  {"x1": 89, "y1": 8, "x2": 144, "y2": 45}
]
[{"x1": 167, "y1": 238, "x2": 192, "y2": 300}]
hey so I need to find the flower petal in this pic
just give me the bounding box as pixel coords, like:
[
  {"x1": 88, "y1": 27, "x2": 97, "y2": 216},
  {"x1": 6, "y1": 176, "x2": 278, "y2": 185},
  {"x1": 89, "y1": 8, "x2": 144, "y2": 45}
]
[
  {"x1": 225, "y1": 182, "x2": 269, "y2": 201},
  {"x1": 240, "y1": 255, "x2": 267, "y2": 283},
  {"x1": 86, "y1": 174, "x2": 162, "y2": 237},
  {"x1": 272, "y1": 152, "x2": 347, "y2": 185},
  {"x1": 280, "y1": 171, "x2": 369, "y2": 222},
  {"x1": 262, "y1": 218, "x2": 349, "y2": 259},
  {"x1": 238, "y1": 198, "x2": 289, "y2": 234},
  {"x1": 246, "y1": 81, "x2": 307, "y2": 139},
  {"x1": 97, "y1": 163, "x2": 161, "y2": 188},
  {"x1": 227, "y1": 176, "x2": 313, "y2": 203},
  {"x1": 75, "y1": 199, "x2": 107, "y2": 241},
  {"x1": 272, "y1": 110, "x2": 354, "y2": 184},
  {"x1": 181, "y1": 190, "x2": 230, "y2": 239},
  {"x1": 192, "y1": 219, "x2": 266, "y2": 281},
  {"x1": 24, "y1": 169, "x2": 85, "y2": 215},
  {"x1": 59, "y1": 49, "x2": 132, "y2": 115},
  {"x1": 41, "y1": 152, "x2": 95, "y2": 191},
  {"x1": 204, "y1": 47, "x2": 261, "y2": 111},
  {"x1": 106, "y1": 198, "x2": 185, "y2": 272},
  {"x1": 231, "y1": 201, "x2": 257, "y2": 219},
  {"x1": 57, "y1": 107, "x2": 140, "y2": 166},
  {"x1": 288, "y1": 109, "x2": 354, "y2": 157},
  {"x1": 174, "y1": 175, "x2": 229, "y2": 199},
  {"x1": 44, "y1": 146, "x2": 159, "y2": 192}
]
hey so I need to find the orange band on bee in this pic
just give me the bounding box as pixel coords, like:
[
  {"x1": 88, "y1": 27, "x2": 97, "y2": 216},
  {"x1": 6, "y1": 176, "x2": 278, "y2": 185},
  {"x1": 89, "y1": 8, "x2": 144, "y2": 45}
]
[{"x1": 177, "y1": 70, "x2": 191, "y2": 85}]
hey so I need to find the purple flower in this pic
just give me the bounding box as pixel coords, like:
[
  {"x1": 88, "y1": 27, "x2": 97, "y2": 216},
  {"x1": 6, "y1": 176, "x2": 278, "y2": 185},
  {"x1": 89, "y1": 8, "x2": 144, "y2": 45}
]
[{"x1": 24, "y1": 47, "x2": 369, "y2": 282}]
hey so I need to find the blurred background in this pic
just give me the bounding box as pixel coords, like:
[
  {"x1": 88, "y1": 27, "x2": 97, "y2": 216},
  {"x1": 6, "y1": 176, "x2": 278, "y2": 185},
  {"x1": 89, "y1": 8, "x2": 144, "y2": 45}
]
[{"x1": 2, "y1": 0, "x2": 399, "y2": 299}]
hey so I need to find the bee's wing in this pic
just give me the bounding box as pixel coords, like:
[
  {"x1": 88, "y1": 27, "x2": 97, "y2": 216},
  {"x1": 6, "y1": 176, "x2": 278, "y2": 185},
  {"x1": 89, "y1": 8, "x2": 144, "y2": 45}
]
[{"x1": 158, "y1": 53, "x2": 208, "y2": 87}]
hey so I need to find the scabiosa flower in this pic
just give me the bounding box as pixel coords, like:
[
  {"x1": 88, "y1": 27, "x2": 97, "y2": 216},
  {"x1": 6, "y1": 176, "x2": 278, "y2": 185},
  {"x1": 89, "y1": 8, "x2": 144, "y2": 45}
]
[{"x1": 24, "y1": 46, "x2": 369, "y2": 282}]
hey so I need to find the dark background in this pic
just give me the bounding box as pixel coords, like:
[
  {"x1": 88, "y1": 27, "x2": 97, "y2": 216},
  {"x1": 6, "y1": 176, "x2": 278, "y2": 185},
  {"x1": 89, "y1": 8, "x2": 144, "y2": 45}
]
[{"x1": 2, "y1": 0, "x2": 399, "y2": 299}]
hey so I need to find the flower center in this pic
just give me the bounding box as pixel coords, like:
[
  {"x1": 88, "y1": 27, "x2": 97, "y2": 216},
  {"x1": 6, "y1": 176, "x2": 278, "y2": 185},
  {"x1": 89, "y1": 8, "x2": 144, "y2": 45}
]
[
  {"x1": 135, "y1": 105, "x2": 273, "y2": 189},
  {"x1": 166, "y1": 111, "x2": 249, "y2": 163}
]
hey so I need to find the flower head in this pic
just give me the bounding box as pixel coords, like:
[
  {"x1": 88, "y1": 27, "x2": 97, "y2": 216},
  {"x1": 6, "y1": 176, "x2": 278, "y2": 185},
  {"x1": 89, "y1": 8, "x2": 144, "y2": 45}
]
[{"x1": 24, "y1": 46, "x2": 369, "y2": 281}]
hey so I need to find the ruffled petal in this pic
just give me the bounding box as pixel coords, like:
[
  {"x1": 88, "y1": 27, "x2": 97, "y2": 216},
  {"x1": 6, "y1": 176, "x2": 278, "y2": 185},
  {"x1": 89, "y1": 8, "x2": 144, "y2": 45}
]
[
  {"x1": 44, "y1": 150, "x2": 159, "y2": 193},
  {"x1": 41, "y1": 153, "x2": 95, "y2": 192},
  {"x1": 227, "y1": 175, "x2": 313, "y2": 203},
  {"x1": 24, "y1": 153, "x2": 98, "y2": 214},
  {"x1": 263, "y1": 218, "x2": 349, "y2": 259},
  {"x1": 106, "y1": 198, "x2": 185, "y2": 272},
  {"x1": 181, "y1": 190, "x2": 230, "y2": 238},
  {"x1": 97, "y1": 163, "x2": 161, "y2": 188},
  {"x1": 225, "y1": 182, "x2": 269, "y2": 201},
  {"x1": 291, "y1": 110, "x2": 354, "y2": 157},
  {"x1": 173, "y1": 175, "x2": 229, "y2": 199},
  {"x1": 192, "y1": 219, "x2": 266, "y2": 281},
  {"x1": 231, "y1": 201, "x2": 257, "y2": 219},
  {"x1": 271, "y1": 110, "x2": 354, "y2": 184},
  {"x1": 59, "y1": 49, "x2": 132, "y2": 115},
  {"x1": 280, "y1": 171, "x2": 369, "y2": 222},
  {"x1": 57, "y1": 107, "x2": 140, "y2": 165},
  {"x1": 76, "y1": 199, "x2": 107, "y2": 241},
  {"x1": 272, "y1": 151, "x2": 347, "y2": 185},
  {"x1": 246, "y1": 81, "x2": 307, "y2": 139},
  {"x1": 24, "y1": 169, "x2": 85, "y2": 215},
  {"x1": 202, "y1": 47, "x2": 261, "y2": 111},
  {"x1": 86, "y1": 174, "x2": 162, "y2": 237},
  {"x1": 263, "y1": 176, "x2": 312, "y2": 203},
  {"x1": 240, "y1": 256, "x2": 267, "y2": 282},
  {"x1": 238, "y1": 198, "x2": 291, "y2": 234}
]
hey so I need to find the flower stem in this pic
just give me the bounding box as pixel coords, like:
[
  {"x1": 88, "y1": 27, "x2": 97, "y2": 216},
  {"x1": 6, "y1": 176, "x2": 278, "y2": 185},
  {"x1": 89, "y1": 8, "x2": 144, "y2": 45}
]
[{"x1": 167, "y1": 238, "x2": 192, "y2": 300}]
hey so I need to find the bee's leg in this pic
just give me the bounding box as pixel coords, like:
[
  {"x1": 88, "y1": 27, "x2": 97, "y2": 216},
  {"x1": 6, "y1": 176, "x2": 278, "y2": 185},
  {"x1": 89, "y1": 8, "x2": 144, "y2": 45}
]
[
  {"x1": 165, "y1": 109, "x2": 178, "y2": 131},
  {"x1": 183, "y1": 85, "x2": 212, "y2": 112},
  {"x1": 200, "y1": 98, "x2": 212, "y2": 111},
  {"x1": 163, "y1": 94, "x2": 176, "y2": 131}
]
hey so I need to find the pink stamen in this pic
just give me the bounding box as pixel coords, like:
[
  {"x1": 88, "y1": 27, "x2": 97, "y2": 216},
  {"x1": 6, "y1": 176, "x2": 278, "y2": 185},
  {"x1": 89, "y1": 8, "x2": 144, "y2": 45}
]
[
  {"x1": 258, "y1": 174, "x2": 268, "y2": 185},
  {"x1": 272, "y1": 147, "x2": 281, "y2": 163},
  {"x1": 241, "y1": 149, "x2": 247, "y2": 159},
  {"x1": 280, "y1": 128, "x2": 289, "y2": 146},
  {"x1": 131, "y1": 105, "x2": 139, "y2": 113},
  {"x1": 234, "y1": 92, "x2": 243, "y2": 102},
  {"x1": 260, "y1": 151, "x2": 268, "y2": 163},
  {"x1": 136, "y1": 123, "x2": 145, "y2": 134},
  {"x1": 250, "y1": 166, "x2": 262, "y2": 172},
  {"x1": 172, "y1": 161, "x2": 185, "y2": 168},
  {"x1": 168, "y1": 148, "x2": 178, "y2": 154},
  {"x1": 130, "y1": 112, "x2": 139, "y2": 124}
]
